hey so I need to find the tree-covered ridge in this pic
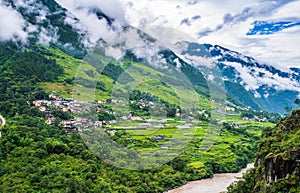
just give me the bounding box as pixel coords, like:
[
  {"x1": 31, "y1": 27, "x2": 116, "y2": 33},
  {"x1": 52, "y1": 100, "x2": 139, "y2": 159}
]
[
  {"x1": 0, "y1": 115, "x2": 263, "y2": 192},
  {"x1": 7, "y1": 51, "x2": 63, "y2": 82},
  {"x1": 0, "y1": 43, "x2": 64, "y2": 117},
  {"x1": 227, "y1": 109, "x2": 300, "y2": 193},
  {"x1": 0, "y1": 42, "x2": 63, "y2": 82},
  {"x1": 0, "y1": 43, "x2": 276, "y2": 192}
]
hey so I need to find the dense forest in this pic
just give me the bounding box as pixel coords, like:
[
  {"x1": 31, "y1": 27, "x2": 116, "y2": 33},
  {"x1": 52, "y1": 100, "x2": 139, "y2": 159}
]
[
  {"x1": 0, "y1": 1, "x2": 298, "y2": 192},
  {"x1": 227, "y1": 109, "x2": 300, "y2": 193},
  {"x1": 0, "y1": 43, "x2": 269, "y2": 192}
]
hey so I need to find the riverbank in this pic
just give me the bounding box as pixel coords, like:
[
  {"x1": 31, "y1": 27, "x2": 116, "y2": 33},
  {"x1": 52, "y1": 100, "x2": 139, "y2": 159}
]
[{"x1": 166, "y1": 163, "x2": 254, "y2": 193}]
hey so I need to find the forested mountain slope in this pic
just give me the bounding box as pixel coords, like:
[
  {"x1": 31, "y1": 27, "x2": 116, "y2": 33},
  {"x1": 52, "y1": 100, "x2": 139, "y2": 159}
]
[{"x1": 227, "y1": 109, "x2": 300, "y2": 193}]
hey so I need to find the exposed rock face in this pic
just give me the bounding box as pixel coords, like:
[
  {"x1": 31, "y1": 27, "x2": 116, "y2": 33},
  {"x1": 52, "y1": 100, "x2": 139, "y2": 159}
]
[
  {"x1": 227, "y1": 109, "x2": 300, "y2": 193},
  {"x1": 253, "y1": 110, "x2": 300, "y2": 192},
  {"x1": 264, "y1": 153, "x2": 299, "y2": 185}
]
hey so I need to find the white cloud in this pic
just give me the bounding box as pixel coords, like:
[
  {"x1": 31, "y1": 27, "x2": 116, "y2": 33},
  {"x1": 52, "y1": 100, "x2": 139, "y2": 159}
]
[
  {"x1": 56, "y1": 0, "x2": 127, "y2": 25},
  {"x1": 119, "y1": 0, "x2": 300, "y2": 69},
  {"x1": 6, "y1": 0, "x2": 66, "y2": 45},
  {"x1": 223, "y1": 61, "x2": 300, "y2": 92},
  {"x1": 242, "y1": 25, "x2": 300, "y2": 69},
  {"x1": 56, "y1": 0, "x2": 129, "y2": 47},
  {"x1": 37, "y1": 27, "x2": 59, "y2": 46},
  {"x1": 180, "y1": 54, "x2": 217, "y2": 68},
  {"x1": 2, "y1": 0, "x2": 298, "y2": 71},
  {"x1": 105, "y1": 46, "x2": 124, "y2": 60},
  {"x1": 0, "y1": 3, "x2": 27, "y2": 42},
  {"x1": 174, "y1": 58, "x2": 182, "y2": 69},
  {"x1": 271, "y1": 1, "x2": 300, "y2": 19}
]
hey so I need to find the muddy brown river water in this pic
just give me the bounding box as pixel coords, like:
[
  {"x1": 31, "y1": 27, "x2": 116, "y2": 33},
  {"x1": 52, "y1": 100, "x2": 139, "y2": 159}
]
[{"x1": 166, "y1": 163, "x2": 254, "y2": 193}]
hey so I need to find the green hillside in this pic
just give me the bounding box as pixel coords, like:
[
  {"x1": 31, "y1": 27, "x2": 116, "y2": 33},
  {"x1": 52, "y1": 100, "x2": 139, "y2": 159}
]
[
  {"x1": 227, "y1": 109, "x2": 300, "y2": 193},
  {"x1": 0, "y1": 43, "x2": 279, "y2": 192}
]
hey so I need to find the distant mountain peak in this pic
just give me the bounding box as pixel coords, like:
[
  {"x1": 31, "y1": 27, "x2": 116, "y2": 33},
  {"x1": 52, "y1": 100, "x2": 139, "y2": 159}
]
[
  {"x1": 177, "y1": 41, "x2": 300, "y2": 113},
  {"x1": 1, "y1": 0, "x2": 298, "y2": 114}
]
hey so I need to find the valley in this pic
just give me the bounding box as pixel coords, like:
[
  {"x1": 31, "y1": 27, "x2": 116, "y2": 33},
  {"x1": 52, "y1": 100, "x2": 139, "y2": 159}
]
[
  {"x1": 167, "y1": 163, "x2": 254, "y2": 193},
  {"x1": 0, "y1": 0, "x2": 299, "y2": 192},
  {"x1": 0, "y1": 42, "x2": 278, "y2": 191}
]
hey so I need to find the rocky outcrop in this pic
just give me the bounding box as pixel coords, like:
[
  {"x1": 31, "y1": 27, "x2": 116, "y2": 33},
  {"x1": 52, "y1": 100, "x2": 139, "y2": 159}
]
[
  {"x1": 263, "y1": 152, "x2": 300, "y2": 185},
  {"x1": 227, "y1": 109, "x2": 300, "y2": 193},
  {"x1": 253, "y1": 110, "x2": 300, "y2": 192}
]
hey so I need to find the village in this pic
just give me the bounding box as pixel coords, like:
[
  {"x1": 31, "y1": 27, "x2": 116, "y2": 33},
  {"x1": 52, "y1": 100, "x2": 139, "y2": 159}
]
[
  {"x1": 32, "y1": 92, "x2": 272, "y2": 135},
  {"x1": 33, "y1": 93, "x2": 114, "y2": 133},
  {"x1": 32, "y1": 93, "x2": 183, "y2": 135},
  {"x1": 32, "y1": 92, "x2": 215, "y2": 140}
]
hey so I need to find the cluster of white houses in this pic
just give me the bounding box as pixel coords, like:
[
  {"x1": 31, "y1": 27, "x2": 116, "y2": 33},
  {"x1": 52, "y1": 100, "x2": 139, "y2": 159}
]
[
  {"x1": 33, "y1": 93, "x2": 116, "y2": 133},
  {"x1": 242, "y1": 116, "x2": 268, "y2": 122},
  {"x1": 32, "y1": 93, "x2": 150, "y2": 135},
  {"x1": 33, "y1": 93, "x2": 270, "y2": 136}
]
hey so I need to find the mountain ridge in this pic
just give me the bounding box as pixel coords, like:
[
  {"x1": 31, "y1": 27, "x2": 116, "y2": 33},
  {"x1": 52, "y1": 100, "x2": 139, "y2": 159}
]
[
  {"x1": 1, "y1": 0, "x2": 299, "y2": 114},
  {"x1": 178, "y1": 42, "x2": 300, "y2": 114}
]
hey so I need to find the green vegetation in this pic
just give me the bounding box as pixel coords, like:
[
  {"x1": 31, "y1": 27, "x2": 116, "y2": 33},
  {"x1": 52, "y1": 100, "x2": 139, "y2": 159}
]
[
  {"x1": 41, "y1": 48, "x2": 114, "y2": 100},
  {"x1": 227, "y1": 109, "x2": 300, "y2": 193},
  {"x1": 224, "y1": 81, "x2": 262, "y2": 110},
  {"x1": 0, "y1": 42, "x2": 277, "y2": 192}
]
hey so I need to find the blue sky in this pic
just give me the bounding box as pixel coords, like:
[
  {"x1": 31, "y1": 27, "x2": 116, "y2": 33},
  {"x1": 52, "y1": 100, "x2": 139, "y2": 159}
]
[
  {"x1": 117, "y1": 0, "x2": 300, "y2": 70},
  {"x1": 247, "y1": 20, "x2": 300, "y2": 35},
  {"x1": 1, "y1": 0, "x2": 299, "y2": 70}
]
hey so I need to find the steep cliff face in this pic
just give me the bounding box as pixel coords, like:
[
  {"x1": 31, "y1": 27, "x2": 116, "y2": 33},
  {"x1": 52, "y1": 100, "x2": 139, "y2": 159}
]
[{"x1": 227, "y1": 109, "x2": 300, "y2": 193}]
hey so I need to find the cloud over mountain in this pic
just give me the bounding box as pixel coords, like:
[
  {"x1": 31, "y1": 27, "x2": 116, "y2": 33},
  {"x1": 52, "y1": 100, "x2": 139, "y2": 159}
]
[
  {"x1": 0, "y1": 3, "x2": 27, "y2": 42},
  {"x1": 120, "y1": 0, "x2": 300, "y2": 69}
]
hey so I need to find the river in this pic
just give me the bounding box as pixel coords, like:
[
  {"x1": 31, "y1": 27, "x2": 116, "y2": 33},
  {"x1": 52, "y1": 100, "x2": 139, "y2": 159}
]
[{"x1": 166, "y1": 163, "x2": 254, "y2": 193}]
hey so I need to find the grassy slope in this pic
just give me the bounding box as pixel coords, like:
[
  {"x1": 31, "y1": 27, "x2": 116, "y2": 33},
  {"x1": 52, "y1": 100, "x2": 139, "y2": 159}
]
[
  {"x1": 40, "y1": 47, "x2": 280, "y2": 174},
  {"x1": 41, "y1": 48, "x2": 211, "y2": 109},
  {"x1": 41, "y1": 48, "x2": 113, "y2": 100},
  {"x1": 0, "y1": 44, "x2": 280, "y2": 192}
]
